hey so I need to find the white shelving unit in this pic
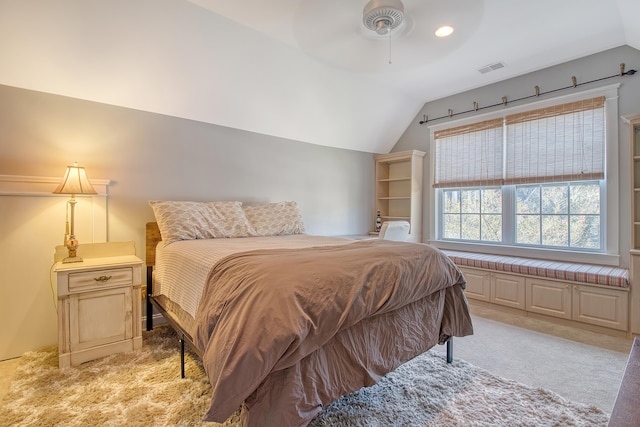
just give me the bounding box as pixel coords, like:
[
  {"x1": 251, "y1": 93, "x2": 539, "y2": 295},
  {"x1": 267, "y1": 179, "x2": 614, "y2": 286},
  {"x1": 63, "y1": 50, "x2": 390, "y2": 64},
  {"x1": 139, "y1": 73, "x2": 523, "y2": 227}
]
[{"x1": 374, "y1": 150, "x2": 426, "y2": 243}]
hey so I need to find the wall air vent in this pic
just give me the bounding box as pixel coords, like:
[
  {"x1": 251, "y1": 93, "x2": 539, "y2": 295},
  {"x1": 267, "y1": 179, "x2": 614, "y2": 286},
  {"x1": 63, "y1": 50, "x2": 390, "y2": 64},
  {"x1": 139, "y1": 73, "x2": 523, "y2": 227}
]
[{"x1": 478, "y1": 62, "x2": 505, "y2": 74}]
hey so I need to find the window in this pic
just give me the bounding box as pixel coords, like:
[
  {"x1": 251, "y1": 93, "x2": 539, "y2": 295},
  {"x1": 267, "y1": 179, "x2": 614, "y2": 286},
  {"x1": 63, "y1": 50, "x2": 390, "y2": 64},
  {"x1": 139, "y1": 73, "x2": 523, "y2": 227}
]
[
  {"x1": 515, "y1": 182, "x2": 601, "y2": 249},
  {"x1": 433, "y1": 93, "x2": 611, "y2": 254},
  {"x1": 443, "y1": 188, "x2": 502, "y2": 242}
]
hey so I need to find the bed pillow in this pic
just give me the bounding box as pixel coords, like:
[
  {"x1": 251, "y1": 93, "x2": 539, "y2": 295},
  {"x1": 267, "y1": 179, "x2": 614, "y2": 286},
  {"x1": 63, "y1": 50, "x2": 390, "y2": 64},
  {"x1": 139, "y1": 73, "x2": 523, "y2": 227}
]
[
  {"x1": 243, "y1": 201, "x2": 305, "y2": 236},
  {"x1": 149, "y1": 200, "x2": 255, "y2": 245}
]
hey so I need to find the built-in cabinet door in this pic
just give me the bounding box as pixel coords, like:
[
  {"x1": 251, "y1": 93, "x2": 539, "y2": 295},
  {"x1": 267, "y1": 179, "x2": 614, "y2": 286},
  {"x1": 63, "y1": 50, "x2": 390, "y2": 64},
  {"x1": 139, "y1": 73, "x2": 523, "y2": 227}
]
[
  {"x1": 492, "y1": 273, "x2": 525, "y2": 310},
  {"x1": 460, "y1": 267, "x2": 526, "y2": 310},
  {"x1": 572, "y1": 285, "x2": 628, "y2": 331},
  {"x1": 68, "y1": 286, "x2": 133, "y2": 352},
  {"x1": 459, "y1": 267, "x2": 490, "y2": 302},
  {"x1": 526, "y1": 278, "x2": 572, "y2": 319}
]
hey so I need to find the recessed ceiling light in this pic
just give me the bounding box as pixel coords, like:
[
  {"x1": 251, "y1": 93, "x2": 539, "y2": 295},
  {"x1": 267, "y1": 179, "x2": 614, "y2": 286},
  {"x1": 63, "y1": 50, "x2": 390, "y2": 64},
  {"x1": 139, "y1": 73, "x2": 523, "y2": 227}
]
[{"x1": 435, "y1": 25, "x2": 454, "y2": 38}]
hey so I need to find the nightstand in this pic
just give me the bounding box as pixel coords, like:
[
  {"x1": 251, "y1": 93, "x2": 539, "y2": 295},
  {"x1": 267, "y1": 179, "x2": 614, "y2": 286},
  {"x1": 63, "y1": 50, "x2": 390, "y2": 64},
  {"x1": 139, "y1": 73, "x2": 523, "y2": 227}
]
[{"x1": 53, "y1": 241, "x2": 143, "y2": 368}]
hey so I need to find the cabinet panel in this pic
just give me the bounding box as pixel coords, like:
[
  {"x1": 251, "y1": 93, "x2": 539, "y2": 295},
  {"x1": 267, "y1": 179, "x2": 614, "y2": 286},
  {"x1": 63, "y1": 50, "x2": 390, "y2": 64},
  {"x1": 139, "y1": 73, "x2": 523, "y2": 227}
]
[
  {"x1": 69, "y1": 286, "x2": 133, "y2": 351},
  {"x1": 526, "y1": 278, "x2": 572, "y2": 319},
  {"x1": 572, "y1": 285, "x2": 628, "y2": 331},
  {"x1": 492, "y1": 273, "x2": 525, "y2": 310},
  {"x1": 459, "y1": 267, "x2": 490, "y2": 301},
  {"x1": 460, "y1": 268, "x2": 525, "y2": 310}
]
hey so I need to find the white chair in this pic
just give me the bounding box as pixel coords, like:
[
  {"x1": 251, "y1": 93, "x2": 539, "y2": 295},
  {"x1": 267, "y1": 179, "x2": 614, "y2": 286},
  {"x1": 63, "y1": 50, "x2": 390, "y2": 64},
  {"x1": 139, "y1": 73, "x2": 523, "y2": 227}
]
[{"x1": 378, "y1": 221, "x2": 410, "y2": 242}]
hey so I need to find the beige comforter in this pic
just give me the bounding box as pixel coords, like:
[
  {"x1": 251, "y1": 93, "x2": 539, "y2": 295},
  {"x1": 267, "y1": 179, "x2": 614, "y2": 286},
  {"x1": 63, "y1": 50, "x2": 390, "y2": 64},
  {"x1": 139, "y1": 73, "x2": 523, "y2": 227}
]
[{"x1": 193, "y1": 239, "x2": 473, "y2": 426}]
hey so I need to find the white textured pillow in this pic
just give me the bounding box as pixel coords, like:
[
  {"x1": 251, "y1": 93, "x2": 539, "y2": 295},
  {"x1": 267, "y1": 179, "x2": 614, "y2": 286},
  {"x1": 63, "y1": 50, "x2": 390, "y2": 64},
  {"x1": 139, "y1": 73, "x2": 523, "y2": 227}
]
[
  {"x1": 243, "y1": 201, "x2": 305, "y2": 236},
  {"x1": 149, "y1": 200, "x2": 255, "y2": 245}
]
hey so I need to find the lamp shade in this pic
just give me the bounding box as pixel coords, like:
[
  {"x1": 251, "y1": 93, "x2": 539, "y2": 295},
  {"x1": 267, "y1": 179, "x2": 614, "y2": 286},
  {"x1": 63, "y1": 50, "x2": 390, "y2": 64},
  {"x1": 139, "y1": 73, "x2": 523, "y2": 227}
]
[{"x1": 52, "y1": 163, "x2": 98, "y2": 195}]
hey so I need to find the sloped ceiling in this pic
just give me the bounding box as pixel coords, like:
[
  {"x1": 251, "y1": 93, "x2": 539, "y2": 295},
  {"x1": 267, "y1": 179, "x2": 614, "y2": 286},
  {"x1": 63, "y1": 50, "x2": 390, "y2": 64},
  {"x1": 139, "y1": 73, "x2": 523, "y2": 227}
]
[{"x1": 0, "y1": 0, "x2": 639, "y2": 154}]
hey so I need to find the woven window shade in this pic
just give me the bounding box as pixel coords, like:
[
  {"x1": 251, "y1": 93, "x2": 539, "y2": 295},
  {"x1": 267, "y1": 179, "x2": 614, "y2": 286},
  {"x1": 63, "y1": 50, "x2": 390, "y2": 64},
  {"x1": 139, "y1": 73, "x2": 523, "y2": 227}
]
[
  {"x1": 433, "y1": 118, "x2": 504, "y2": 188},
  {"x1": 433, "y1": 96, "x2": 605, "y2": 189},
  {"x1": 505, "y1": 96, "x2": 605, "y2": 184}
]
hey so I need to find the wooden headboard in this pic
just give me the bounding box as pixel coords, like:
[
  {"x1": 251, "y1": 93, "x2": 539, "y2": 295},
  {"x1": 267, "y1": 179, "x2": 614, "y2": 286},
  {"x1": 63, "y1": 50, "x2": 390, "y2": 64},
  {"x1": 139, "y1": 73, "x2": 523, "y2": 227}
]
[{"x1": 145, "y1": 222, "x2": 161, "y2": 267}]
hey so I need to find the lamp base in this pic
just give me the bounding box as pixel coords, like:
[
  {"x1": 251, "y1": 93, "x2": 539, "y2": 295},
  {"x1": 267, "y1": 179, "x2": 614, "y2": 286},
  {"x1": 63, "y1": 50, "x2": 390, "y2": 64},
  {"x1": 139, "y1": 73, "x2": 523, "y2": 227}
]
[{"x1": 62, "y1": 236, "x2": 82, "y2": 263}]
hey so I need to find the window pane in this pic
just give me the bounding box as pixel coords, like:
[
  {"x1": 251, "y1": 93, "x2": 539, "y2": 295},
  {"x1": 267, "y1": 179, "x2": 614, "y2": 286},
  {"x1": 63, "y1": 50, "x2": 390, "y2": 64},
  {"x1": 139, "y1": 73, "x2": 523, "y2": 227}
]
[
  {"x1": 516, "y1": 186, "x2": 540, "y2": 214},
  {"x1": 461, "y1": 214, "x2": 480, "y2": 240},
  {"x1": 542, "y1": 185, "x2": 568, "y2": 214},
  {"x1": 444, "y1": 190, "x2": 460, "y2": 213},
  {"x1": 461, "y1": 190, "x2": 480, "y2": 213},
  {"x1": 570, "y1": 183, "x2": 600, "y2": 214},
  {"x1": 440, "y1": 187, "x2": 504, "y2": 243},
  {"x1": 570, "y1": 215, "x2": 600, "y2": 248},
  {"x1": 482, "y1": 189, "x2": 502, "y2": 213},
  {"x1": 542, "y1": 215, "x2": 568, "y2": 246},
  {"x1": 517, "y1": 215, "x2": 540, "y2": 244},
  {"x1": 443, "y1": 214, "x2": 460, "y2": 239},
  {"x1": 481, "y1": 214, "x2": 502, "y2": 241}
]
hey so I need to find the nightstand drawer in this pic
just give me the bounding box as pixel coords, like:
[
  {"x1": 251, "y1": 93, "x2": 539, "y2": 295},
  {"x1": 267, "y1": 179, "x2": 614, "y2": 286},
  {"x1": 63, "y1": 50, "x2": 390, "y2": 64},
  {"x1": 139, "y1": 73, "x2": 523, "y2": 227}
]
[{"x1": 69, "y1": 267, "x2": 133, "y2": 291}]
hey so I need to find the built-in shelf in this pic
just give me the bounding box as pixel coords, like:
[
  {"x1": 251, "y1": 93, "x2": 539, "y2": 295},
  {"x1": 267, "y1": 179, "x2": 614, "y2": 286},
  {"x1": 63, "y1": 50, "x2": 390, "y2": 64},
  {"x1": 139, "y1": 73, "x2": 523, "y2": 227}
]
[
  {"x1": 627, "y1": 114, "x2": 640, "y2": 336},
  {"x1": 374, "y1": 150, "x2": 426, "y2": 243},
  {"x1": 632, "y1": 119, "x2": 640, "y2": 250}
]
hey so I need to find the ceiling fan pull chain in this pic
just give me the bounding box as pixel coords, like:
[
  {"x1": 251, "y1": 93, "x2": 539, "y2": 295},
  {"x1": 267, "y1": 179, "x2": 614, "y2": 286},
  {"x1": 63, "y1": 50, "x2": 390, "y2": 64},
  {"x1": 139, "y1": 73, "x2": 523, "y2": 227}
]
[{"x1": 388, "y1": 27, "x2": 392, "y2": 64}]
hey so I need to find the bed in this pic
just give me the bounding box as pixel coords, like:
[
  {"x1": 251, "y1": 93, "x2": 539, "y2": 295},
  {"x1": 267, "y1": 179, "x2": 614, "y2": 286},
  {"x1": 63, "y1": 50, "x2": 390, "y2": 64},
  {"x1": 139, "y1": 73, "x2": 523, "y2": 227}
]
[{"x1": 145, "y1": 200, "x2": 473, "y2": 427}]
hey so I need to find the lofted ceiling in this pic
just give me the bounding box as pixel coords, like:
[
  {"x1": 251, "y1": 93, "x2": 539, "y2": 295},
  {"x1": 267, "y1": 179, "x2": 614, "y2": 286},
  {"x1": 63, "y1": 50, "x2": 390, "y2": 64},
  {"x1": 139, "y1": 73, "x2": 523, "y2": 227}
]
[{"x1": 1, "y1": 0, "x2": 639, "y2": 154}]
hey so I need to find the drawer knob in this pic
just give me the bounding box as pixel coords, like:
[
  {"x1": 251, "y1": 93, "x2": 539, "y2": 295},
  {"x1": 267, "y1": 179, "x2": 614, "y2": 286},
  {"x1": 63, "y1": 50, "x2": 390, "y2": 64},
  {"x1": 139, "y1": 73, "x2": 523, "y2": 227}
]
[{"x1": 94, "y1": 275, "x2": 112, "y2": 283}]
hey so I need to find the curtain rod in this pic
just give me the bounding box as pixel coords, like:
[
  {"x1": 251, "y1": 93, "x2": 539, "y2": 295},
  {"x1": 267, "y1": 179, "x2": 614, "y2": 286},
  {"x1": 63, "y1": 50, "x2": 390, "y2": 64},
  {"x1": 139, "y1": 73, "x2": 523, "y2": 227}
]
[{"x1": 419, "y1": 63, "x2": 637, "y2": 125}]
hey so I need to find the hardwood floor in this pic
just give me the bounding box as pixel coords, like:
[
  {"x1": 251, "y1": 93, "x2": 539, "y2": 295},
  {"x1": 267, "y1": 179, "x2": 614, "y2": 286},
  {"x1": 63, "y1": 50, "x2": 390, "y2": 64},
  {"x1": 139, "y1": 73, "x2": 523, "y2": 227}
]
[{"x1": 608, "y1": 337, "x2": 640, "y2": 426}]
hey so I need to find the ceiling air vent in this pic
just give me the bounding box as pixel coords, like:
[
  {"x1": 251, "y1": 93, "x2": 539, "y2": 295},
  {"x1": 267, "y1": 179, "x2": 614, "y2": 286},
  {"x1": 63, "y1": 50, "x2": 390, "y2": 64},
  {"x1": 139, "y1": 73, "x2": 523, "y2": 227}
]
[{"x1": 478, "y1": 62, "x2": 505, "y2": 74}]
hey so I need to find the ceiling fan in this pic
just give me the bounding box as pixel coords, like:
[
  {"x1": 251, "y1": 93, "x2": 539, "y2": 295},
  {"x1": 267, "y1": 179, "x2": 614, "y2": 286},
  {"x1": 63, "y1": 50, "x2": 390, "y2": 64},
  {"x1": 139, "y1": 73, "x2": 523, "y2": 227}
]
[{"x1": 291, "y1": 0, "x2": 484, "y2": 73}]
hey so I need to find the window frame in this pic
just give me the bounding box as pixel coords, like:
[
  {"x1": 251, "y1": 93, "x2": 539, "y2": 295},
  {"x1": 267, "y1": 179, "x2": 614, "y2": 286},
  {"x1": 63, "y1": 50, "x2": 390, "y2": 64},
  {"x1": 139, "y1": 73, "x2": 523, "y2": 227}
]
[{"x1": 428, "y1": 84, "x2": 620, "y2": 265}]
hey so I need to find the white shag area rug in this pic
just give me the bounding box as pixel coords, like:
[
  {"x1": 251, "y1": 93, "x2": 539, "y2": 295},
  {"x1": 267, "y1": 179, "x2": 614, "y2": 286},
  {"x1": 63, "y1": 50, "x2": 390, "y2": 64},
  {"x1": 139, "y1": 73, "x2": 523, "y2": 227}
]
[{"x1": 0, "y1": 326, "x2": 609, "y2": 427}]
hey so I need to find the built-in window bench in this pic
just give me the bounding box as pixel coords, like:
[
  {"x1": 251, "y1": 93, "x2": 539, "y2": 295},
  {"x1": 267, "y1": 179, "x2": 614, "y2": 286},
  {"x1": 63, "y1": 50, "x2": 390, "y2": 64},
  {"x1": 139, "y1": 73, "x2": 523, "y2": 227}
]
[{"x1": 442, "y1": 250, "x2": 632, "y2": 335}]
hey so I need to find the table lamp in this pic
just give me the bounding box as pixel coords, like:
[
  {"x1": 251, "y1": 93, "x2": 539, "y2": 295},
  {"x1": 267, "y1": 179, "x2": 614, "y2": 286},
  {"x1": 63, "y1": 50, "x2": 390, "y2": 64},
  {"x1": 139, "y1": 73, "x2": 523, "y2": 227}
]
[{"x1": 53, "y1": 162, "x2": 97, "y2": 263}]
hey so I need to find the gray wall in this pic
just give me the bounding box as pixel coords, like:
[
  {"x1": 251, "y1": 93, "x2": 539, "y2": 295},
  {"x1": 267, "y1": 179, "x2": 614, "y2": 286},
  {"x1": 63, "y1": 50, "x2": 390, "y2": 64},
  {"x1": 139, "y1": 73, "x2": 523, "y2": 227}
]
[
  {"x1": 0, "y1": 83, "x2": 376, "y2": 248},
  {"x1": 394, "y1": 45, "x2": 640, "y2": 267}
]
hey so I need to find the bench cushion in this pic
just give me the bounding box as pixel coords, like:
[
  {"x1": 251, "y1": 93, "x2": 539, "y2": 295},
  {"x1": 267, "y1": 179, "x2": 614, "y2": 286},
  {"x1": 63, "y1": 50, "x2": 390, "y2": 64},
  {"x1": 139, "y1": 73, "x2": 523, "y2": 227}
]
[{"x1": 442, "y1": 250, "x2": 629, "y2": 289}]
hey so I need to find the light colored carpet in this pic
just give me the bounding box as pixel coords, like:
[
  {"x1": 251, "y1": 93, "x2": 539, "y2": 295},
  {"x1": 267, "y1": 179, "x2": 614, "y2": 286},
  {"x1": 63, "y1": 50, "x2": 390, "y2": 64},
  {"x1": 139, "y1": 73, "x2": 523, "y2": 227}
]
[
  {"x1": 431, "y1": 314, "x2": 629, "y2": 413},
  {"x1": 0, "y1": 326, "x2": 610, "y2": 427}
]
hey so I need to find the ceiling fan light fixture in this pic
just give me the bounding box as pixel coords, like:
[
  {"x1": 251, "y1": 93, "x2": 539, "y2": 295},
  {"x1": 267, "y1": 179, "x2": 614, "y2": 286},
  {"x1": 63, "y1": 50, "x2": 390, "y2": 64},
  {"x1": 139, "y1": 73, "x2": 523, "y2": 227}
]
[
  {"x1": 375, "y1": 19, "x2": 391, "y2": 35},
  {"x1": 363, "y1": 0, "x2": 404, "y2": 35},
  {"x1": 435, "y1": 25, "x2": 454, "y2": 38}
]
